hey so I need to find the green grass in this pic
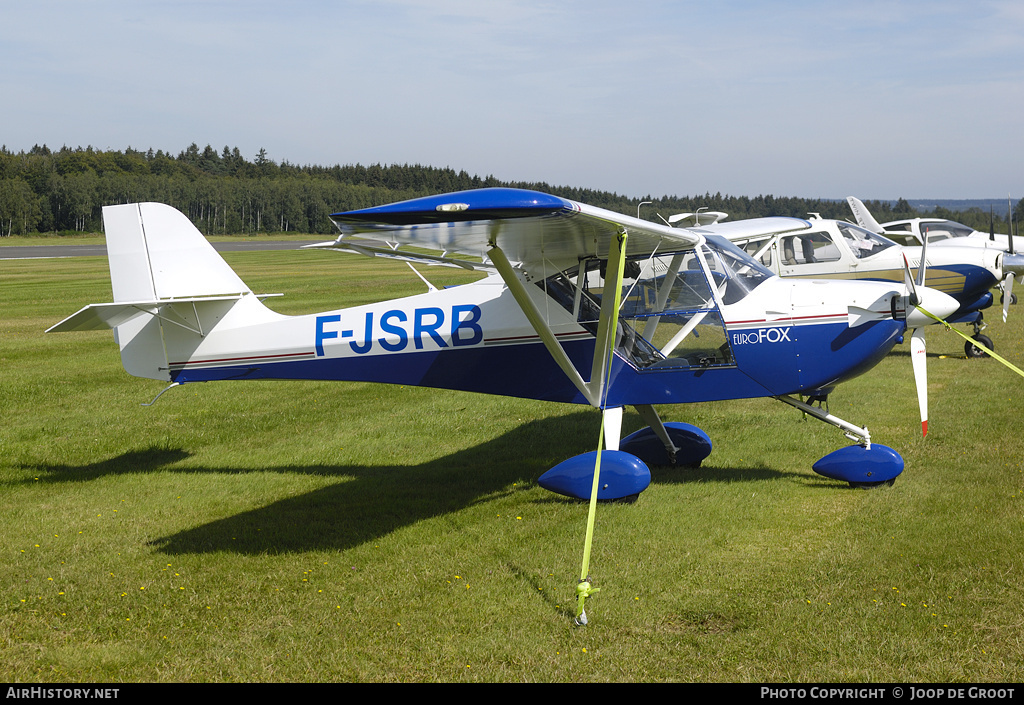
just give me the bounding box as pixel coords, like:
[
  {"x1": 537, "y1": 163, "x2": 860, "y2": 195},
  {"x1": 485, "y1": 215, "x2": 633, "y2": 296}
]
[{"x1": 2, "y1": 249, "x2": 1023, "y2": 682}]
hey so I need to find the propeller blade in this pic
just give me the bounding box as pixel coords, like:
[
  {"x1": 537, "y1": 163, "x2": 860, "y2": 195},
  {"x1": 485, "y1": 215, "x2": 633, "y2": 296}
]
[
  {"x1": 916, "y1": 228, "x2": 929, "y2": 288},
  {"x1": 910, "y1": 326, "x2": 928, "y2": 437},
  {"x1": 1003, "y1": 272, "x2": 1015, "y2": 323},
  {"x1": 902, "y1": 253, "x2": 920, "y2": 307}
]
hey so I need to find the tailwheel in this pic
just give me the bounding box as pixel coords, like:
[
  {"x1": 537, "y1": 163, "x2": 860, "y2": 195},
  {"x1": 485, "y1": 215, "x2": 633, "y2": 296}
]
[{"x1": 965, "y1": 334, "x2": 992, "y2": 358}]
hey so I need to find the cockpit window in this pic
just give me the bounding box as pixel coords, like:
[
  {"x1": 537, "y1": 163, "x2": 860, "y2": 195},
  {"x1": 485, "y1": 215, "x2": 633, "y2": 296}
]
[
  {"x1": 922, "y1": 220, "x2": 974, "y2": 240},
  {"x1": 699, "y1": 234, "x2": 773, "y2": 304},
  {"x1": 779, "y1": 232, "x2": 842, "y2": 266},
  {"x1": 535, "y1": 236, "x2": 775, "y2": 370},
  {"x1": 836, "y1": 222, "x2": 898, "y2": 259}
]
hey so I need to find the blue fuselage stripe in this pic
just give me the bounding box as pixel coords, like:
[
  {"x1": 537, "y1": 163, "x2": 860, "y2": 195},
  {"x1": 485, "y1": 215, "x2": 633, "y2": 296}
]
[{"x1": 171, "y1": 319, "x2": 904, "y2": 406}]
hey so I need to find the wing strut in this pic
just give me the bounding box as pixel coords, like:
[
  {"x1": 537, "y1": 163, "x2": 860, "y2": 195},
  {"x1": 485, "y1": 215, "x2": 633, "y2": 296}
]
[{"x1": 486, "y1": 245, "x2": 597, "y2": 406}]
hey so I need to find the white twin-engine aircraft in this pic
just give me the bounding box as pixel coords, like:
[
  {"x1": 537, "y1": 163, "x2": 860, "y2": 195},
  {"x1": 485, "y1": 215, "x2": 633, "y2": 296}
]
[
  {"x1": 847, "y1": 195, "x2": 1024, "y2": 325},
  {"x1": 49, "y1": 188, "x2": 959, "y2": 623}
]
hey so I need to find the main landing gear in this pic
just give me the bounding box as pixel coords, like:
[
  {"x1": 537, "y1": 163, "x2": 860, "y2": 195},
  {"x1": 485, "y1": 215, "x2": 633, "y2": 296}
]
[
  {"x1": 775, "y1": 394, "x2": 904, "y2": 488},
  {"x1": 537, "y1": 405, "x2": 713, "y2": 501},
  {"x1": 965, "y1": 315, "x2": 993, "y2": 358}
]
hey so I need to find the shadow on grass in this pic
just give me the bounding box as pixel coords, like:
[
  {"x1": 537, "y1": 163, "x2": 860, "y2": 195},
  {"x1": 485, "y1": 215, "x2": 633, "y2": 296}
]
[{"x1": 23, "y1": 411, "x2": 815, "y2": 555}]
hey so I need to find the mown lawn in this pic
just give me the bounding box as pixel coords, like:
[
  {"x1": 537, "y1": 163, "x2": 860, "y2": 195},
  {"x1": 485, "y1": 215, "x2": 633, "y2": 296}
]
[{"x1": 2, "y1": 248, "x2": 1022, "y2": 682}]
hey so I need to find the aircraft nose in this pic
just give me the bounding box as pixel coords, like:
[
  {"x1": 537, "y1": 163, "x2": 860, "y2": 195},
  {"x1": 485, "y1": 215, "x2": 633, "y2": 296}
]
[
  {"x1": 905, "y1": 286, "x2": 960, "y2": 327},
  {"x1": 1002, "y1": 252, "x2": 1024, "y2": 279}
]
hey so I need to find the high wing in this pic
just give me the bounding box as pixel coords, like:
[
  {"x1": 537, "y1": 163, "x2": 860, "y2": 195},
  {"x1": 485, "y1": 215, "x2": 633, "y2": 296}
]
[
  {"x1": 301, "y1": 238, "x2": 491, "y2": 272},
  {"x1": 695, "y1": 216, "x2": 813, "y2": 241},
  {"x1": 331, "y1": 188, "x2": 702, "y2": 410},
  {"x1": 328, "y1": 187, "x2": 702, "y2": 274}
]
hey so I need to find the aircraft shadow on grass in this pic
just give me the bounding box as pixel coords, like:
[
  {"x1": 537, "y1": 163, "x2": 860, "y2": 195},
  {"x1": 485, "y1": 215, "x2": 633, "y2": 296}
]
[{"x1": 25, "y1": 411, "x2": 812, "y2": 555}]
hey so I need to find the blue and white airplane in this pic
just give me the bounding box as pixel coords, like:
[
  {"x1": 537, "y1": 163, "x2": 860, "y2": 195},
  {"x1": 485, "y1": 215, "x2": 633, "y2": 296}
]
[
  {"x1": 847, "y1": 196, "x2": 1024, "y2": 324},
  {"x1": 715, "y1": 213, "x2": 1024, "y2": 350},
  {"x1": 712, "y1": 212, "x2": 1024, "y2": 434},
  {"x1": 48, "y1": 188, "x2": 962, "y2": 486},
  {"x1": 48, "y1": 188, "x2": 959, "y2": 623}
]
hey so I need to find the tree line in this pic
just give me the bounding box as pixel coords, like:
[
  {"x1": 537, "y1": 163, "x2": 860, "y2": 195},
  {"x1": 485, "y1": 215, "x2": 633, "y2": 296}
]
[{"x1": 1, "y1": 143, "x2": 1020, "y2": 237}]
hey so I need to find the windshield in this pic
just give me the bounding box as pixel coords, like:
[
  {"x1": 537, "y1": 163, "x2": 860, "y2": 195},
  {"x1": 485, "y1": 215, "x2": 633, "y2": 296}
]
[
  {"x1": 836, "y1": 222, "x2": 898, "y2": 259},
  {"x1": 700, "y1": 234, "x2": 774, "y2": 303},
  {"x1": 921, "y1": 220, "x2": 975, "y2": 241},
  {"x1": 535, "y1": 238, "x2": 774, "y2": 371}
]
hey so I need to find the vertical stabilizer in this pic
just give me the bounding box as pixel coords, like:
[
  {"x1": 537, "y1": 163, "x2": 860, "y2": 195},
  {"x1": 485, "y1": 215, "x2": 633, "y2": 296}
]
[
  {"x1": 846, "y1": 197, "x2": 885, "y2": 235},
  {"x1": 100, "y1": 203, "x2": 257, "y2": 381},
  {"x1": 105, "y1": 203, "x2": 251, "y2": 302}
]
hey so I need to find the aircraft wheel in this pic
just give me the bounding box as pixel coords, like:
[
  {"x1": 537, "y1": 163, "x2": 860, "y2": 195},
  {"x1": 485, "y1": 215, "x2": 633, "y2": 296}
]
[
  {"x1": 965, "y1": 334, "x2": 993, "y2": 358},
  {"x1": 1000, "y1": 293, "x2": 1018, "y2": 305}
]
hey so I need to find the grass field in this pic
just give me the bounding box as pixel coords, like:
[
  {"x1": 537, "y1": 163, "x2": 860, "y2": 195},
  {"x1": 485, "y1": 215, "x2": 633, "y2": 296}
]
[{"x1": 2, "y1": 247, "x2": 1023, "y2": 682}]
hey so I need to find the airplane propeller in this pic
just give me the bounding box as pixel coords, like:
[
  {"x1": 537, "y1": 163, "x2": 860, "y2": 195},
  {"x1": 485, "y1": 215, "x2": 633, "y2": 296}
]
[
  {"x1": 1009, "y1": 196, "x2": 1017, "y2": 257},
  {"x1": 1004, "y1": 197, "x2": 1018, "y2": 323},
  {"x1": 1002, "y1": 272, "x2": 1015, "y2": 323},
  {"x1": 904, "y1": 233, "x2": 931, "y2": 437}
]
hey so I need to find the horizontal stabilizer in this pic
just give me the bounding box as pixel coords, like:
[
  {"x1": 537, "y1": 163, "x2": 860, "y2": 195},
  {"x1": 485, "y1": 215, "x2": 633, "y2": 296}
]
[{"x1": 46, "y1": 295, "x2": 249, "y2": 333}]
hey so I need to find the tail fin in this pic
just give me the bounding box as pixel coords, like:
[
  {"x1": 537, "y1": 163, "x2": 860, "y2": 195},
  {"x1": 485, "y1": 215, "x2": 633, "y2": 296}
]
[
  {"x1": 48, "y1": 203, "x2": 272, "y2": 381},
  {"x1": 105, "y1": 203, "x2": 250, "y2": 302},
  {"x1": 846, "y1": 196, "x2": 885, "y2": 234}
]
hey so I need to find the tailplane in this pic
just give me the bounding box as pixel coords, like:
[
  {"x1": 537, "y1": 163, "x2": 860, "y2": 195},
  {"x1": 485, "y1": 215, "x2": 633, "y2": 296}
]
[{"x1": 48, "y1": 203, "x2": 276, "y2": 381}]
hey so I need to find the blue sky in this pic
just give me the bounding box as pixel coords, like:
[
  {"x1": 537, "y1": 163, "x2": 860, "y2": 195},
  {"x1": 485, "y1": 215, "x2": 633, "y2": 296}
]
[{"x1": 3, "y1": 1, "x2": 1022, "y2": 200}]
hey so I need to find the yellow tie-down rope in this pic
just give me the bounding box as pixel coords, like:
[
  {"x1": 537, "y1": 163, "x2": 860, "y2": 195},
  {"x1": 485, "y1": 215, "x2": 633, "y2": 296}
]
[
  {"x1": 918, "y1": 307, "x2": 1024, "y2": 379},
  {"x1": 575, "y1": 231, "x2": 628, "y2": 626}
]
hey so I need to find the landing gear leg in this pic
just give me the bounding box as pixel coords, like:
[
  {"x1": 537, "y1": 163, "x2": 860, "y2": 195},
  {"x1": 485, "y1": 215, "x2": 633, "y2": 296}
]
[
  {"x1": 965, "y1": 316, "x2": 992, "y2": 358},
  {"x1": 774, "y1": 395, "x2": 904, "y2": 487},
  {"x1": 633, "y1": 404, "x2": 679, "y2": 464},
  {"x1": 775, "y1": 394, "x2": 870, "y2": 447}
]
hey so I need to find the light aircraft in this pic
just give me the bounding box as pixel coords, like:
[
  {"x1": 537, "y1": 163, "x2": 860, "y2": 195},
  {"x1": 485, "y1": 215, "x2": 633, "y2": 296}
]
[
  {"x1": 847, "y1": 196, "x2": 1023, "y2": 252},
  {"x1": 47, "y1": 189, "x2": 960, "y2": 624},
  {"x1": 847, "y1": 196, "x2": 1024, "y2": 320},
  {"x1": 713, "y1": 214, "x2": 1024, "y2": 358}
]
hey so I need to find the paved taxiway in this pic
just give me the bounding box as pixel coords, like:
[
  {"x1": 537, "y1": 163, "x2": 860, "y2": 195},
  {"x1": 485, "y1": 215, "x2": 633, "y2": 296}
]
[{"x1": 1, "y1": 241, "x2": 322, "y2": 260}]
